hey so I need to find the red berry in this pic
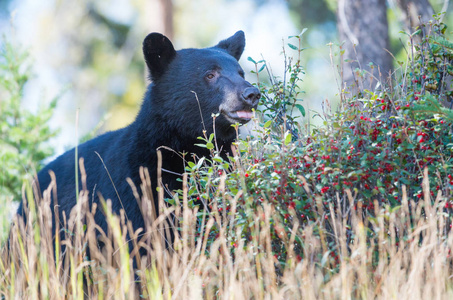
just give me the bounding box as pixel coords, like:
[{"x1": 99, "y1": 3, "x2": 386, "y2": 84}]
[{"x1": 321, "y1": 186, "x2": 330, "y2": 194}]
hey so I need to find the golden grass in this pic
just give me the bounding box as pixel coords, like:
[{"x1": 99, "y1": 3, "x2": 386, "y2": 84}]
[{"x1": 1, "y1": 165, "x2": 453, "y2": 299}]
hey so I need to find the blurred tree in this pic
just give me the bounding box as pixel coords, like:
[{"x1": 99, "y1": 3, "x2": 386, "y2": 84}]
[
  {"x1": 146, "y1": 0, "x2": 174, "y2": 40},
  {"x1": 337, "y1": 0, "x2": 441, "y2": 89},
  {"x1": 13, "y1": 0, "x2": 150, "y2": 136},
  {"x1": 145, "y1": 0, "x2": 174, "y2": 84},
  {"x1": 337, "y1": 0, "x2": 392, "y2": 89},
  {"x1": 287, "y1": 0, "x2": 336, "y2": 26},
  {"x1": 0, "y1": 39, "x2": 58, "y2": 200},
  {"x1": 396, "y1": 0, "x2": 435, "y2": 30},
  {"x1": 0, "y1": 0, "x2": 13, "y2": 13},
  {"x1": 288, "y1": 0, "x2": 441, "y2": 90}
]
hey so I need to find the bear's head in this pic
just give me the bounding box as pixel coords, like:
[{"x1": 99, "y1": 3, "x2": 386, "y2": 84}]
[{"x1": 142, "y1": 31, "x2": 260, "y2": 145}]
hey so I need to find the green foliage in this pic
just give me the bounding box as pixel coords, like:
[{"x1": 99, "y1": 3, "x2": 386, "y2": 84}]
[
  {"x1": 409, "y1": 21, "x2": 453, "y2": 118},
  {"x1": 0, "y1": 39, "x2": 59, "y2": 200},
  {"x1": 179, "y1": 20, "x2": 453, "y2": 267},
  {"x1": 248, "y1": 29, "x2": 307, "y2": 140}
]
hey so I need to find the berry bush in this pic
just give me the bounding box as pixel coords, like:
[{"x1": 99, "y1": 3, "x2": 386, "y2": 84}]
[{"x1": 176, "y1": 20, "x2": 453, "y2": 268}]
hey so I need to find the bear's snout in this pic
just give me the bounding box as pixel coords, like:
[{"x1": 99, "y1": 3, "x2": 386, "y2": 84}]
[
  {"x1": 241, "y1": 86, "x2": 261, "y2": 108},
  {"x1": 219, "y1": 84, "x2": 260, "y2": 125}
]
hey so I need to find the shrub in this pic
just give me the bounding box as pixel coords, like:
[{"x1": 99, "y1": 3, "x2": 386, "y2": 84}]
[
  {"x1": 179, "y1": 19, "x2": 453, "y2": 267},
  {"x1": 0, "y1": 39, "x2": 59, "y2": 201}
]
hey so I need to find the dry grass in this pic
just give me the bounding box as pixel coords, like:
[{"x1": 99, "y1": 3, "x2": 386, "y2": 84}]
[{"x1": 1, "y1": 164, "x2": 453, "y2": 299}]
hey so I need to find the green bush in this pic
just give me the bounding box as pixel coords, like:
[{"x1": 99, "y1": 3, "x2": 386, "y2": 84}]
[
  {"x1": 176, "y1": 20, "x2": 453, "y2": 267},
  {"x1": 0, "y1": 39, "x2": 59, "y2": 201}
]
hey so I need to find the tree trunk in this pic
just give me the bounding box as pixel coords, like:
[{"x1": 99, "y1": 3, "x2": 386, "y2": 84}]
[
  {"x1": 146, "y1": 0, "x2": 174, "y2": 40},
  {"x1": 145, "y1": 0, "x2": 174, "y2": 83},
  {"x1": 396, "y1": 0, "x2": 435, "y2": 31},
  {"x1": 337, "y1": 0, "x2": 392, "y2": 90}
]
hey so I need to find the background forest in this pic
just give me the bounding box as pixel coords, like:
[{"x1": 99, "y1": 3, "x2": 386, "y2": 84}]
[
  {"x1": 1, "y1": 0, "x2": 453, "y2": 299},
  {"x1": 0, "y1": 0, "x2": 450, "y2": 150},
  {"x1": 1, "y1": 0, "x2": 451, "y2": 201}
]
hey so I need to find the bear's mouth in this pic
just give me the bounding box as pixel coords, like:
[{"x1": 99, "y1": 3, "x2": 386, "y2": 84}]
[{"x1": 224, "y1": 110, "x2": 254, "y2": 124}]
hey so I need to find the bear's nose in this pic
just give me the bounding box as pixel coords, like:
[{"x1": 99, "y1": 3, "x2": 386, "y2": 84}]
[{"x1": 241, "y1": 86, "x2": 261, "y2": 107}]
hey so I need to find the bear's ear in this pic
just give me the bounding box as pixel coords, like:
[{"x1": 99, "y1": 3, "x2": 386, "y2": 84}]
[
  {"x1": 143, "y1": 33, "x2": 177, "y2": 80},
  {"x1": 215, "y1": 31, "x2": 245, "y2": 61}
]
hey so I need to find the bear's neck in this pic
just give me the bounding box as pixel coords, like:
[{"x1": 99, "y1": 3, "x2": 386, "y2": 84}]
[
  {"x1": 127, "y1": 88, "x2": 233, "y2": 198},
  {"x1": 131, "y1": 87, "x2": 234, "y2": 167},
  {"x1": 134, "y1": 86, "x2": 234, "y2": 156}
]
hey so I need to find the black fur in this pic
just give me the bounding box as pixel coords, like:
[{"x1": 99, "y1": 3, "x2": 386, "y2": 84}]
[{"x1": 16, "y1": 31, "x2": 260, "y2": 247}]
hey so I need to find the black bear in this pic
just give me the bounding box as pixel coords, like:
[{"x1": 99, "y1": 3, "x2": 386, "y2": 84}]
[{"x1": 16, "y1": 31, "x2": 260, "y2": 244}]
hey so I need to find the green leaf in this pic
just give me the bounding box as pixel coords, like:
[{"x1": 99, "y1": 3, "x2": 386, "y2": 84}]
[
  {"x1": 284, "y1": 131, "x2": 292, "y2": 145},
  {"x1": 213, "y1": 156, "x2": 223, "y2": 163},
  {"x1": 412, "y1": 29, "x2": 421, "y2": 36},
  {"x1": 287, "y1": 43, "x2": 298, "y2": 50},
  {"x1": 206, "y1": 142, "x2": 214, "y2": 150},
  {"x1": 247, "y1": 57, "x2": 257, "y2": 64},
  {"x1": 263, "y1": 119, "x2": 272, "y2": 128},
  {"x1": 295, "y1": 104, "x2": 305, "y2": 117},
  {"x1": 196, "y1": 157, "x2": 206, "y2": 170}
]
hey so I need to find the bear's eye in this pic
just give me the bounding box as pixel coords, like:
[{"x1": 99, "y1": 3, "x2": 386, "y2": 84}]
[{"x1": 206, "y1": 73, "x2": 215, "y2": 80}]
